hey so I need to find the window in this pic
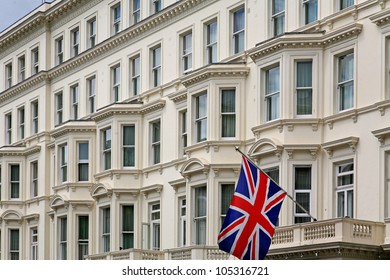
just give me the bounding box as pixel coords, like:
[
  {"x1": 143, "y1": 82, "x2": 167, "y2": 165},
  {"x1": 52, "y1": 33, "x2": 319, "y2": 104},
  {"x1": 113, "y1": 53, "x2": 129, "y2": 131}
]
[
  {"x1": 87, "y1": 18, "x2": 96, "y2": 48},
  {"x1": 78, "y1": 143, "x2": 89, "y2": 181},
  {"x1": 31, "y1": 161, "x2": 38, "y2": 197},
  {"x1": 336, "y1": 162, "x2": 354, "y2": 218},
  {"x1": 55, "y1": 92, "x2": 63, "y2": 125},
  {"x1": 55, "y1": 37, "x2": 64, "y2": 65},
  {"x1": 31, "y1": 47, "x2": 39, "y2": 74},
  {"x1": 194, "y1": 186, "x2": 207, "y2": 245},
  {"x1": 221, "y1": 89, "x2": 236, "y2": 138},
  {"x1": 303, "y1": 0, "x2": 318, "y2": 25},
  {"x1": 78, "y1": 216, "x2": 89, "y2": 260},
  {"x1": 386, "y1": 152, "x2": 390, "y2": 218},
  {"x1": 151, "y1": 0, "x2": 162, "y2": 14},
  {"x1": 9, "y1": 229, "x2": 19, "y2": 260},
  {"x1": 150, "y1": 203, "x2": 160, "y2": 250},
  {"x1": 10, "y1": 165, "x2": 20, "y2": 199},
  {"x1": 132, "y1": 0, "x2": 141, "y2": 24},
  {"x1": 151, "y1": 120, "x2": 161, "y2": 165},
  {"x1": 18, "y1": 107, "x2": 25, "y2": 140},
  {"x1": 337, "y1": 52, "x2": 354, "y2": 111},
  {"x1": 112, "y1": 64, "x2": 120, "y2": 102},
  {"x1": 151, "y1": 45, "x2": 161, "y2": 87},
  {"x1": 181, "y1": 31, "x2": 192, "y2": 73},
  {"x1": 5, "y1": 113, "x2": 12, "y2": 144},
  {"x1": 220, "y1": 184, "x2": 235, "y2": 226},
  {"x1": 31, "y1": 100, "x2": 39, "y2": 134},
  {"x1": 18, "y1": 56, "x2": 25, "y2": 82},
  {"x1": 206, "y1": 20, "x2": 218, "y2": 64},
  {"x1": 122, "y1": 205, "x2": 134, "y2": 249},
  {"x1": 296, "y1": 60, "x2": 313, "y2": 115},
  {"x1": 340, "y1": 0, "x2": 354, "y2": 10},
  {"x1": 71, "y1": 27, "x2": 80, "y2": 57},
  {"x1": 123, "y1": 125, "x2": 135, "y2": 167},
  {"x1": 5, "y1": 63, "x2": 12, "y2": 89},
  {"x1": 31, "y1": 228, "x2": 38, "y2": 260},
  {"x1": 294, "y1": 166, "x2": 312, "y2": 224},
  {"x1": 178, "y1": 198, "x2": 186, "y2": 247},
  {"x1": 87, "y1": 76, "x2": 96, "y2": 113},
  {"x1": 102, "y1": 128, "x2": 112, "y2": 170},
  {"x1": 232, "y1": 7, "x2": 245, "y2": 54},
  {"x1": 102, "y1": 207, "x2": 110, "y2": 252},
  {"x1": 272, "y1": 0, "x2": 285, "y2": 36},
  {"x1": 0, "y1": 166, "x2": 2, "y2": 201},
  {"x1": 195, "y1": 92, "x2": 207, "y2": 142},
  {"x1": 265, "y1": 65, "x2": 280, "y2": 121},
  {"x1": 131, "y1": 55, "x2": 141, "y2": 96},
  {"x1": 59, "y1": 217, "x2": 67, "y2": 260},
  {"x1": 59, "y1": 144, "x2": 68, "y2": 183},
  {"x1": 112, "y1": 4, "x2": 121, "y2": 35},
  {"x1": 179, "y1": 110, "x2": 187, "y2": 156},
  {"x1": 71, "y1": 84, "x2": 79, "y2": 120}
]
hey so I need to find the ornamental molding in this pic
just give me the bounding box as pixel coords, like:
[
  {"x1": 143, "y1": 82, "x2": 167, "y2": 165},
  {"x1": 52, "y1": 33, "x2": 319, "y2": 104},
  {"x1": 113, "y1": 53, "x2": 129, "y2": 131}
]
[
  {"x1": 249, "y1": 23, "x2": 363, "y2": 61},
  {"x1": 372, "y1": 127, "x2": 390, "y2": 145},
  {"x1": 140, "y1": 184, "x2": 163, "y2": 198},
  {"x1": 91, "y1": 100, "x2": 166, "y2": 122},
  {"x1": 322, "y1": 136, "x2": 359, "y2": 158},
  {"x1": 50, "y1": 121, "x2": 97, "y2": 139},
  {"x1": 0, "y1": 145, "x2": 41, "y2": 157},
  {"x1": 249, "y1": 138, "x2": 284, "y2": 160},
  {"x1": 370, "y1": 6, "x2": 390, "y2": 26},
  {"x1": 168, "y1": 89, "x2": 188, "y2": 103},
  {"x1": 284, "y1": 144, "x2": 321, "y2": 160},
  {"x1": 0, "y1": 72, "x2": 49, "y2": 105},
  {"x1": 181, "y1": 63, "x2": 250, "y2": 88},
  {"x1": 252, "y1": 119, "x2": 322, "y2": 139}
]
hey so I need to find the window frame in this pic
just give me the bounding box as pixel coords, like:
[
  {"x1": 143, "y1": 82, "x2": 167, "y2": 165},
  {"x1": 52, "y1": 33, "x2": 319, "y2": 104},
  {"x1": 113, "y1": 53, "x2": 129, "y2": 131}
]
[
  {"x1": 87, "y1": 75, "x2": 96, "y2": 114},
  {"x1": 78, "y1": 142, "x2": 89, "y2": 182},
  {"x1": 55, "y1": 91, "x2": 63, "y2": 125},
  {"x1": 220, "y1": 88, "x2": 236, "y2": 138},
  {"x1": 101, "y1": 207, "x2": 111, "y2": 253},
  {"x1": 194, "y1": 92, "x2": 207, "y2": 143},
  {"x1": 17, "y1": 107, "x2": 25, "y2": 140},
  {"x1": 31, "y1": 100, "x2": 39, "y2": 134},
  {"x1": 150, "y1": 45, "x2": 161, "y2": 88},
  {"x1": 55, "y1": 36, "x2": 64, "y2": 65},
  {"x1": 264, "y1": 64, "x2": 281, "y2": 122},
  {"x1": 295, "y1": 60, "x2": 313, "y2": 116},
  {"x1": 112, "y1": 3, "x2": 121, "y2": 35},
  {"x1": 9, "y1": 228, "x2": 20, "y2": 260},
  {"x1": 150, "y1": 202, "x2": 161, "y2": 250},
  {"x1": 205, "y1": 19, "x2": 218, "y2": 64},
  {"x1": 335, "y1": 161, "x2": 354, "y2": 218},
  {"x1": 78, "y1": 215, "x2": 89, "y2": 260},
  {"x1": 150, "y1": 120, "x2": 161, "y2": 165},
  {"x1": 58, "y1": 216, "x2": 67, "y2": 260},
  {"x1": 181, "y1": 31, "x2": 193, "y2": 74},
  {"x1": 10, "y1": 164, "x2": 20, "y2": 199},
  {"x1": 130, "y1": 54, "x2": 141, "y2": 96},
  {"x1": 71, "y1": 27, "x2": 80, "y2": 57},
  {"x1": 271, "y1": 0, "x2": 285, "y2": 37},
  {"x1": 102, "y1": 127, "x2": 112, "y2": 171},
  {"x1": 151, "y1": 0, "x2": 162, "y2": 15},
  {"x1": 231, "y1": 6, "x2": 245, "y2": 54},
  {"x1": 179, "y1": 109, "x2": 187, "y2": 156},
  {"x1": 336, "y1": 51, "x2": 354, "y2": 112},
  {"x1": 71, "y1": 83, "x2": 79, "y2": 120},
  {"x1": 303, "y1": 0, "x2": 318, "y2": 25},
  {"x1": 18, "y1": 55, "x2": 25, "y2": 82},
  {"x1": 178, "y1": 197, "x2": 187, "y2": 247},
  {"x1": 5, "y1": 62, "x2": 13, "y2": 89},
  {"x1": 31, "y1": 47, "x2": 39, "y2": 74},
  {"x1": 111, "y1": 64, "x2": 121, "y2": 103},
  {"x1": 59, "y1": 144, "x2": 68, "y2": 183},
  {"x1": 5, "y1": 112, "x2": 12, "y2": 144},
  {"x1": 31, "y1": 161, "x2": 38, "y2": 198},
  {"x1": 193, "y1": 185, "x2": 207, "y2": 245},
  {"x1": 293, "y1": 165, "x2": 312, "y2": 224},
  {"x1": 131, "y1": 0, "x2": 141, "y2": 25},
  {"x1": 122, "y1": 205, "x2": 135, "y2": 250},
  {"x1": 87, "y1": 17, "x2": 97, "y2": 49},
  {"x1": 122, "y1": 125, "x2": 136, "y2": 168},
  {"x1": 31, "y1": 227, "x2": 38, "y2": 260}
]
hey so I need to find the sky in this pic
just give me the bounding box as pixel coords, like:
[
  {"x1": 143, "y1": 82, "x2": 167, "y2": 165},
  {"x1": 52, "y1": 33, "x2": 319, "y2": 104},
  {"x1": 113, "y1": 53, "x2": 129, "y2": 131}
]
[{"x1": 0, "y1": 0, "x2": 55, "y2": 32}]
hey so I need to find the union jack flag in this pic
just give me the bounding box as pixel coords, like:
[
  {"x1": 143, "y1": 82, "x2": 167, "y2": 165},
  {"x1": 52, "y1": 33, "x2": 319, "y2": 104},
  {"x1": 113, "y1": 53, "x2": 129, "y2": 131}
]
[{"x1": 218, "y1": 156, "x2": 286, "y2": 260}]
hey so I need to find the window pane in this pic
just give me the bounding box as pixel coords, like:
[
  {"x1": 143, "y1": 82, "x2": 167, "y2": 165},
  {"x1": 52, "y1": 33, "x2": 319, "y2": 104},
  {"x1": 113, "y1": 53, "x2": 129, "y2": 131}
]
[
  {"x1": 267, "y1": 66, "x2": 280, "y2": 94},
  {"x1": 79, "y1": 143, "x2": 88, "y2": 160},
  {"x1": 295, "y1": 193, "x2": 310, "y2": 213},
  {"x1": 79, "y1": 216, "x2": 89, "y2": 240},
  {"x1": 295, "y1": 167, "x2": 311, "y2": 190},
  {"x1": 221, "y1": 184, "x2": 235, "y2": 215}
]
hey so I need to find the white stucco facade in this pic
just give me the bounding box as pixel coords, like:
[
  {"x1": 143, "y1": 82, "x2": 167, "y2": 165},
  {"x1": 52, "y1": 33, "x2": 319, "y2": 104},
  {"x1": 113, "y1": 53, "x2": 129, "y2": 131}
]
[{"x1": 0, "y1": 0, "x2": 390, "y2": 260}]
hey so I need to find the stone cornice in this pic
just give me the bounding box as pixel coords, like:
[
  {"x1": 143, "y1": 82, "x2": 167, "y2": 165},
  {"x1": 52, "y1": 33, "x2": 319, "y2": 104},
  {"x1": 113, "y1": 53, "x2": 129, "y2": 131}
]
[
  {"x1": 91, "y1": 100, "x2": 166, "y2": 122},
  {"x1": 370, "y1": 6, "x2": 390, "y2": 26},
  {"x1": 372, "y1": 127, "x2": 390, "y2": 145},
  {"x1": 181, "y1": 63, "x2": 250, "y2": 88},
  {"x1": 50, "y1": 121, "x2": 97, "y2": 139},
  {"x1": 322, "y1": 136, "x2": 359, "y2": 158},
  {"x1": 249, "y1": 23, "x2": 363, "y2": 61},
  {"x1": 0, "y1": 72, "x2": 49, "y2": 105},
  {"x1": 168, "y1": 89, "x2": 188, "y2": 103},
  {"x1": 0, "y1": 145, "x2": 41, "y2": 157}
]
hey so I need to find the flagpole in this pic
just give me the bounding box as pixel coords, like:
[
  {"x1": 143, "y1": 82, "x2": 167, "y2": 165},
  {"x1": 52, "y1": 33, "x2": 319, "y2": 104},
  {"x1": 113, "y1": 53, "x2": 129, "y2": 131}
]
[{"x1": 235, "y1": 146, "x2": 317, "y2": 222}]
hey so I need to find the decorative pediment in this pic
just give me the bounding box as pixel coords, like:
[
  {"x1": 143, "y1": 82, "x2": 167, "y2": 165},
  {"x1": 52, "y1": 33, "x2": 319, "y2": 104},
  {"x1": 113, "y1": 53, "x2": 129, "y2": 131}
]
[
  {"x1": 0, "y1": 145, "x2": 41, "y2": 157},
  {"x1": 284, "y1": 144, "x2": 321, "y2": 160},
  {"x1": 90, "y1": 183, "x2": 113, "y2": 200},
  {"x1": 140, "y1": 184, "x2": 163, "y2": 198},
  {"x1": 1, "y1": 210, "x2": 23, "y2": 223},
  {"x1": 248, "y1": 138, "x2": 283, "y2": 160},
  {"x1": 50, "y1": 195, "x2": 69, "y2": 210},
  {"x1": 180, "y1": 158, "x2": 210, "y2": 177}
]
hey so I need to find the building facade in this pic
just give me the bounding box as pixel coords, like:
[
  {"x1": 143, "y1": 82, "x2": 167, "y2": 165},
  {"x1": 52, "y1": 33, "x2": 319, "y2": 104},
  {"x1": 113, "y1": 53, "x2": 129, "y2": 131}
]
[{"x1": 0, "y1": 0, "x2": 390, "y2": 260}]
